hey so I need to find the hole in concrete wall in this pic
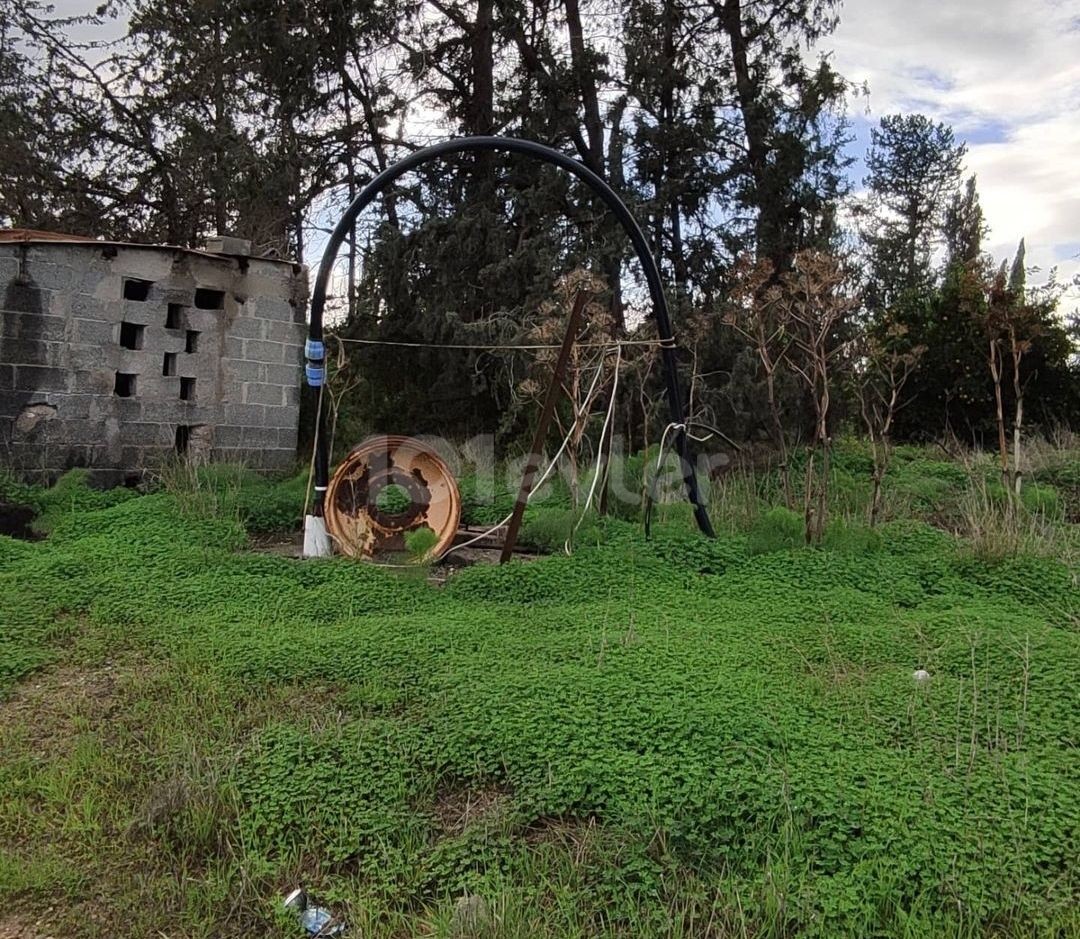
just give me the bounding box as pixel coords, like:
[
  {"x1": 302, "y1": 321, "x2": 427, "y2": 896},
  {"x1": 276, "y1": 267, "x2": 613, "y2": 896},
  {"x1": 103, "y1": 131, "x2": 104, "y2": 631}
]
[
  {"x1": 123, "y1": 278, "x2": 153, "y2": 301},
  {"x1": 185, "y1": 330, "x2": 200, "y2": 353},
  {"x1": 179, "y1": 377, "x2": 196, "y2": 401},
  {"x1": 194, "y1": 288, "x2": 225, "y2": 310},
  {"x1": 113, "y1": 372, "x2": 137, "y2": 397},
  {"x1": 123, "y1": 473, "x2": 142, "y2": 489},
  {"x1": 163, "y1": 352, "x2": 177, "y2": 377},
  {"x1": 166, "y1": 303, "x2": 184, "y2": 329},
  {"x1": 119, "y1": 321, "x2": 145, "y2": 350},
  {"x1": 175, "y1": 424, "x2": 210, "y2": 456}
]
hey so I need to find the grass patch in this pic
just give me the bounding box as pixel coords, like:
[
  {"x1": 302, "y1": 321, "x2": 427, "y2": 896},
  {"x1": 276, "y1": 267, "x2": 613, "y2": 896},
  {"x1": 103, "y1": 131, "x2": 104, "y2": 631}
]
[{"x1": 0, "y1": 452, "x2": 1077, "y2": 937}]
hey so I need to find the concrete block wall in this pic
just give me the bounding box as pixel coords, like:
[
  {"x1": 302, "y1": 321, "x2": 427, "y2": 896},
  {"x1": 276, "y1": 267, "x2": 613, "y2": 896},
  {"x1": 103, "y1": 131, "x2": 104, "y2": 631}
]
[{"x1": 0, "y1": 239, "x2": 308, "y2": 481}]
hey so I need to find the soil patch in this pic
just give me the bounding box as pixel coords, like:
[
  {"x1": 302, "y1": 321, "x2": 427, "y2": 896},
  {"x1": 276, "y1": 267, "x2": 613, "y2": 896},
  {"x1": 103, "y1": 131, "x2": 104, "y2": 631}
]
[{"x1": 0, "y1": 916, "x2": 58, "y2": 939}]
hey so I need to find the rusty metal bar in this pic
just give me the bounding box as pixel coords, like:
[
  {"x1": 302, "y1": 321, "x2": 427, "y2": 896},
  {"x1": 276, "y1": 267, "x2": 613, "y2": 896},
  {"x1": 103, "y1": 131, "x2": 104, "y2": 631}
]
[{"x1": 499, "y1": 292, "x2": 590, "y2": 563}]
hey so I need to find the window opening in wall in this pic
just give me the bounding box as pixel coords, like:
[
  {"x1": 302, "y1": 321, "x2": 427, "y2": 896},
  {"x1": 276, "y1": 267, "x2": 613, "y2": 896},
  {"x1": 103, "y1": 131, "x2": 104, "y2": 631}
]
[
  {"x1": 185, "y1": 330, "x2": 200, "y2": 353},
  {"x1": 180, "y1": 377, "x2": 196, "y2": 401},
  {"x1": 113, "y1": 372, "x2": 137, "y2": 397},
  {"x1": 194, "y1": 288, "x2": 225, "y2": 310},
  {"x1": 162, "y1": 352, "x2": 177, "y2": 377},
  {"x1": 122, "y1": 278, "x2": 152, "y2": 301},
  {"x1": 175, "y1": 425, "x2": 191, "y2": 453},
  {"x1": 119, "y1": 321, "x2": 145, "y2": 350},
  {"x1": 166, "y1": 303, "x2": 184, "y2": 329}
]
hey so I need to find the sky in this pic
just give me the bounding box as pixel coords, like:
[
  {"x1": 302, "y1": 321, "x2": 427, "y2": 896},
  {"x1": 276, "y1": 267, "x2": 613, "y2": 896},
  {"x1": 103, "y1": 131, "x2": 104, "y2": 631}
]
[
  {"x1": 46, "y1": 0, "x2": 1080, "y2": 301},
  {"x1": 829, "y1": 0, "x2": 1080, "y2": 297}
]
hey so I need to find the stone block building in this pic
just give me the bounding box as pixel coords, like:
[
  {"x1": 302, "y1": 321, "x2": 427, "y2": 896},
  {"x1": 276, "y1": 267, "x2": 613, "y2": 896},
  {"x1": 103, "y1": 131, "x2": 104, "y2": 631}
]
[{"x1": 0, "y1": 231, "x2": 308, "y2": 480}]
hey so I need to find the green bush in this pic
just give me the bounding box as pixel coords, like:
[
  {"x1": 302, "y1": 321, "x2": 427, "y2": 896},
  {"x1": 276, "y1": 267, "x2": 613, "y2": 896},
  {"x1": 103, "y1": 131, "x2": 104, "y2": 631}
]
[
  {"x1": 376, "y1": 483, "x2": 412, "y2": 515},
  {"x1": 747, "y1": 506, "x2": 804, "y2": 554},
  {"x1": 404, "y1": 525, "x2": 438, "y2": 561},
  {"x1": 458, "y1": 467, "x2": 575, "y2": 528},
  {"x1": 240, "y1": 472, "x2": 308, "y2": 532},
  {"x1": 458, "y1": 472, "x2": 518, "y2": 526},
  {"x1": 156, "y1": 462, "x2": 307, "y2": 534},
  {"x1": 826, "y1": 436, "x2": 876, "y2": 476},
  {"x1": 603, "y1": 451, "x2": 648, "y2": 522},
  {"x1": 516, "y1": 506, "x2": 608, "y2": 553},
  {"x1": 823, "y1": 518, "x2": 883, "y2": 554},
  {"x1": 1021, "y1": 482, "x2": 1062, "y2": 518},
  {"x1": 900, "y1": 459, "x2": 968, "y2": 486},
  {"x1": 0, "y1": 533, "x2": 36, "y2": 565},
  {"x1": 517, "y1": 507, "x2": 577, "y2": 553},
  {"x1": 1034, "y1": 458, "x2": 1080, "y2": 520},
  {"x1": 889, "y1": 459, "x2": 969, "y2": 515},
  {"x1": 33, "y1": 469, "x2": 139, "y2": 533},
  {"x1": 983, "y1": 477, "x2": 1011, "y2": 506},
  {"x1": 1035, "y1": 457, "x2": 1080, "y2": 489},
  {"x1": 889, "y1": 473, "x2": 957, "y2": 512},
  {"x1": 0, "y1": 468, "x2": 45, "y2": 510},
  {"x1": 827, "y1": 468, "x2": 871, "y2": 517}
]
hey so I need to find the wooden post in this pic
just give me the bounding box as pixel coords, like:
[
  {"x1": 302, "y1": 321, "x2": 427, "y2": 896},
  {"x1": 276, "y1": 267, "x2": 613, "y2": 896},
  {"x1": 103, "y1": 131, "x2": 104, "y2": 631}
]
[{"x1": 500, "y1": 291, "x2": 590, "y2": 563}]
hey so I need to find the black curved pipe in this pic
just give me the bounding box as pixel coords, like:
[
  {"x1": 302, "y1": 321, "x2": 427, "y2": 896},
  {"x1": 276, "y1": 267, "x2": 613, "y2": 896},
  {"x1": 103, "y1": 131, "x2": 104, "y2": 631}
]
[{"x1": 306, "y1": 135, "x2": 715, "y2": 538}]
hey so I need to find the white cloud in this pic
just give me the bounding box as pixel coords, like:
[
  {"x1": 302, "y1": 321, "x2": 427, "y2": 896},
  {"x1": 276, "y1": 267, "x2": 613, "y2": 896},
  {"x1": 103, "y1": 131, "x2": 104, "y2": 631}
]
[
  {"x1": 828, "y1": 0, "x2": 1080, "y2": 298},
  {"x1": 40, "y1": 0, "x2": 1080, "y2": 304},
  {"x1": 966, "y1": 113, "x2": 1080, "y2": 273},
  {"x1": 831, "y1": 0, "x2": 1080, "y2": 127}
]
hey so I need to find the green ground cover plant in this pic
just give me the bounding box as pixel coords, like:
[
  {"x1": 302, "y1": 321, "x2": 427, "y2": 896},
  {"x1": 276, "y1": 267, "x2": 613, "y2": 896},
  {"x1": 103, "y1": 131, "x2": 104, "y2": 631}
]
[{"x1": 0, "y1": 446, "x2": 1077, "y2": 938}]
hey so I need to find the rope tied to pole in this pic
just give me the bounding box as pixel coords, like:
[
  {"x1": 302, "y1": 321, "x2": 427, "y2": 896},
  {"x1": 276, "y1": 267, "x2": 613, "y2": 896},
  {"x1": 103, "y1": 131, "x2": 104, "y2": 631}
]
[{"x1": 325, "y1": 334, "x2": 677, "y2": 351}]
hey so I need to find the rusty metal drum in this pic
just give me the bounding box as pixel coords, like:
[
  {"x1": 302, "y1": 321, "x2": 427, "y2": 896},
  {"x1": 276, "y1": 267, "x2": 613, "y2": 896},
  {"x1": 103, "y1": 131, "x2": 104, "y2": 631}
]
[{"x1": 324, "y1": 435, "x2": 461, "y2": 561}]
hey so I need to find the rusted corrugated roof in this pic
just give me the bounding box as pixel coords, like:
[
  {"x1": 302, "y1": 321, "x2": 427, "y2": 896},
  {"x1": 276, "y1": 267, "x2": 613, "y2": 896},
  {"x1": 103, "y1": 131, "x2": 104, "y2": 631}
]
[
  {"x1": 0, "y1": 229, "x2": 99, "y2": 243},
  {"x1": 0, "y1": 228, "x2": 299, "y2": 267}
]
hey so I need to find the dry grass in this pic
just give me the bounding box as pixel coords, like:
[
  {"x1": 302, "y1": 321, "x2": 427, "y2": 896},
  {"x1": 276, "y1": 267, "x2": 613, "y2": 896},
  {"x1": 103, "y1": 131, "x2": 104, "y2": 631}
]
[
  {"x1": 432, "y1": 784, "x2": 513, "y2": 837},
  {"x1": 149, "y1": 455, "x2": 246, "y2": 519}
]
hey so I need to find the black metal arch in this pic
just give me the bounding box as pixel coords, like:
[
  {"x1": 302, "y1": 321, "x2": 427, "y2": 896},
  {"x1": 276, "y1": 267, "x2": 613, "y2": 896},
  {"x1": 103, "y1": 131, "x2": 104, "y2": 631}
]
[{"x1": 306, "y1": 135, "x2": 714, "y2": 538}]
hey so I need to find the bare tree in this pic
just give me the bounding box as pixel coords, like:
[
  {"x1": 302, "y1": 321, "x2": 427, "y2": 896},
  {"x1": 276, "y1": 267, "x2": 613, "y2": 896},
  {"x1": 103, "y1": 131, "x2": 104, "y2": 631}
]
[
  {"x1": 979, "y1": 244, "x2": 1047, "y2": 497},
  {"x1": 777, "y1": 251, "x2": 858, "y2": 543},
  {"x1": 724, "y1": 254, "x2": 795, "y2": 507},
  {"x1": 853, "y1": 323, "x2": 925, "y2": 526}
]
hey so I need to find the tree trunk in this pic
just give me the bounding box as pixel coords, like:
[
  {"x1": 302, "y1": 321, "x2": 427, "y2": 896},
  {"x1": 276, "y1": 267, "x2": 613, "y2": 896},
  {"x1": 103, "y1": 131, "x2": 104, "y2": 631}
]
[
  {"x1": 989, "y1": 339, "x2": 1010, "y2": 491},
  {"x1": 1013, "y1": 392, "x2": 1024, "y2": 497},
  {"x1": 211, "y1": 15, "x2": 228, "y2": 236},
  {"x1": 815, "y1": 392, "x2": 830, "y2": 543},
  {"x1": 605, "y1": 96, "x2": 628, "y2": 334},
  {"x1": 472, "y1": 0, "x2": 494, "y2": 135},
  {"x1": 341, "y1": 75, "x2": 357, "y2": 321},
  {"x1": 763, "y1": 351, "x2": 792, "y2": 509},
  {"x1": 660, "y1": 0, "x2": 689, "y2": 307},
  {"x1": 803, "y1": 445, "x2": 815, "y2": 544},
  {"x1": 721, "y1": 0, "x2": 782, "y2": 272},
  {"x1": 1010, "y1": 328, "x2": 1024, "y2": 496},
  {"x1": 565, "y1": 0, "x2": 604, "y2": 174},
  {"x1": 869, "y1": 466, "x2": 884, "y2": 527},
  {"x1": 469, "y1": 0, "x2": 496, "y2": 189}
]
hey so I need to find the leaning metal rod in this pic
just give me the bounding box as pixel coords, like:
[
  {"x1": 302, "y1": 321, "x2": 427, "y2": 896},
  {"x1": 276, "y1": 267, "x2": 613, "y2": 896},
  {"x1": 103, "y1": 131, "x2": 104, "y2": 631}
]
[
  {"x1": 305, "y1": 135, "x2": 715, "y2": 538},
  {"x1": 499, "y1": 292, "x2": 589, "y2": 564}
]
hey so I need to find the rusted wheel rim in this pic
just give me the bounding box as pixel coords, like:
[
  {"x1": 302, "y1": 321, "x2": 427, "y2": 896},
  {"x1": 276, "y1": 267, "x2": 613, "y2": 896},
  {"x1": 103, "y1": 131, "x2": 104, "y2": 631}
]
[{"x1": 324, "y1": 435, "x2": 461, "y2": 561}]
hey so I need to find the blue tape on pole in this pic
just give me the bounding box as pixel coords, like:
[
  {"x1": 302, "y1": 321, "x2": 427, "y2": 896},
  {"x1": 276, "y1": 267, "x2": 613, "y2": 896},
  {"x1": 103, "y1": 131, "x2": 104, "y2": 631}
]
[
  {"x1": 305, "y1": 339, "x2": 325, "y2": 360},
  {"x1": 306, "y1": 364, "x2": 325, "y2": 387}
]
